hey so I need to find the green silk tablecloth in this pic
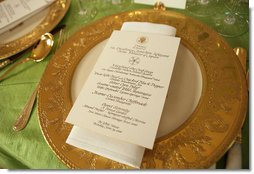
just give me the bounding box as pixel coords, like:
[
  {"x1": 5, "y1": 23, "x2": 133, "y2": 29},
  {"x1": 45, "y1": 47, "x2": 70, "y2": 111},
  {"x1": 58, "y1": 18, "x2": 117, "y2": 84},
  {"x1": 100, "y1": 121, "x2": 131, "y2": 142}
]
[{"x1": 0, "y1": 0, "x2": 249, "y2": 169}]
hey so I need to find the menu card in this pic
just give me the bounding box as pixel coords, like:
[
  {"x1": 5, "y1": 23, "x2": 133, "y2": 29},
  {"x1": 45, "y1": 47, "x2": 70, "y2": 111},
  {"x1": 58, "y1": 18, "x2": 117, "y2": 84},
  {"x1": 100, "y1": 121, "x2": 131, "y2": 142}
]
[
  {"x1": 66, "y1": 29, "x2": 180, "y2": 150},
  {"x1": 134, "y1": 0, "x2": 186, "y2": 9},
  {"x1": 66, "y1": 22, "x2": 180, "y2": 168},
  {"x1": 0, "y1": 0, "x2": 54, "y2": 35}
]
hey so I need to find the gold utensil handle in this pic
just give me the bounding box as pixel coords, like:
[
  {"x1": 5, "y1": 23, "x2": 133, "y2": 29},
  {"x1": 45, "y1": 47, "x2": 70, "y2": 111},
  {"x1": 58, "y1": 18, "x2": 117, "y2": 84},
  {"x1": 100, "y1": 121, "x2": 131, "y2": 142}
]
[
  {"x1": 0, "y1": 59, "x2": 13, "y2": 69},
  {"x1": 13, "y1": 85, "x2": 39, "y2": 131},
  {"x1": 0, "y1": 46, "x2": 32, "y2": 70},
  {"x1": 0, "y1": 57, "x2": 30, "y2": 82}
]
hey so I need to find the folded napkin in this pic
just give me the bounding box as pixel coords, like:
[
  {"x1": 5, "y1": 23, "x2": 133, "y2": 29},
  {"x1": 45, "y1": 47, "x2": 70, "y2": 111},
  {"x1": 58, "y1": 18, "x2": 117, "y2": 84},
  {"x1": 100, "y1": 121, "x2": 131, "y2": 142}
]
[
  {"x1": 121, "y1": 22, "x2": 176, "y2": 36},
  {"x1": 0, "y1": 0, "x2": 54, "y2": 35},
  {"x1": 66, "y1": 22, "x2": 177, "y2": 168}
]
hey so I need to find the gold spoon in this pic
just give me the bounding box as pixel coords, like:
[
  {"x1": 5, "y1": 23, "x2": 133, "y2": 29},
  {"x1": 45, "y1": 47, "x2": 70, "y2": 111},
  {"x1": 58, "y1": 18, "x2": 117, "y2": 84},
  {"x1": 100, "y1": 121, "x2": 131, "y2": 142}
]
[
  {"x1": 0, "y1": 33, "x2": 54, "y2": 132},
  {"x1": 12, "y1": 31, "x2": 61, "y2": 132},
  {"x1": 11, "y1": 33, "x2": 54, "y2": 132},
  {"x1": 12, "y1": 29, "x2": 68, "y2": 132},
  {"x1": 0, "y1": 25, "x2": 65, "y2": 70},
  {"x1": 12, "y1": 29, "x2": 67, "y2": 132},
  {"x1": 0, "y1": 33, "x2": 54, "y2": 82}
]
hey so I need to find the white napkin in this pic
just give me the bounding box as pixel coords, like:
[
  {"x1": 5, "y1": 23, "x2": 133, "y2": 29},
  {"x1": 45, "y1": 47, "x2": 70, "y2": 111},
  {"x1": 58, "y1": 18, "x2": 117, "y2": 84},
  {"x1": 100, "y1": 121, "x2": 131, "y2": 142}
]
[
  {"x1": 0, "y1": 0, "x2": 54, "y2": 35},
  {"x1": 66, "y1": 22, "x2": 177, "y2": 168},
  {"x1": 121, "y1": 22, "x2": 176, "y2": 36}
]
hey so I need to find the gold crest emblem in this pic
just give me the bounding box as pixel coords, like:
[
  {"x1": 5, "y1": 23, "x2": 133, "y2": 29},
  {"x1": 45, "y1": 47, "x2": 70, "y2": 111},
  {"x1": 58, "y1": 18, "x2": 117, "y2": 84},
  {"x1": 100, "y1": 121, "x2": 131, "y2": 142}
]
[{"x1": 137, "y1": 36, "x2": 148, "y2": 44}]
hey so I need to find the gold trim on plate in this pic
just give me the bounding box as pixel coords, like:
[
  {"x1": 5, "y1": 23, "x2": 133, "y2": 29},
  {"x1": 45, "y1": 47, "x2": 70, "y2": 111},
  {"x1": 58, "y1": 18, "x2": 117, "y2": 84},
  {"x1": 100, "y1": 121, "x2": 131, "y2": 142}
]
[
  {"x1": 37, "y1": 9, "x2": 248, "y2": 169},
  {"x1": 0, "y1": 0, "x2": 71, "y2": 60}
]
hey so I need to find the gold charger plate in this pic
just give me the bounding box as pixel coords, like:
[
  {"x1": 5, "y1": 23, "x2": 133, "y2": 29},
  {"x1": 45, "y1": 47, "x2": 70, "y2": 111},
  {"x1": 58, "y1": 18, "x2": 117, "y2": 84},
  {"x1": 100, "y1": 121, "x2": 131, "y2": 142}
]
[
  {"x1": 38, "y1": 9, "x2": 248, "y2": 169},
  {"x1": 0, "y1": 0, "x2": 71, "y2": 60}
]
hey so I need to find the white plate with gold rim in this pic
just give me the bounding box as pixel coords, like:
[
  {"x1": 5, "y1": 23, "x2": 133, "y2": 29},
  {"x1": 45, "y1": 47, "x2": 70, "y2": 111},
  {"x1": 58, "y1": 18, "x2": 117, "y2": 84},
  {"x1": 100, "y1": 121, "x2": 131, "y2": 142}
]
[{"x1": 38, "y1": 9, "x2": 247, "y2": 169}]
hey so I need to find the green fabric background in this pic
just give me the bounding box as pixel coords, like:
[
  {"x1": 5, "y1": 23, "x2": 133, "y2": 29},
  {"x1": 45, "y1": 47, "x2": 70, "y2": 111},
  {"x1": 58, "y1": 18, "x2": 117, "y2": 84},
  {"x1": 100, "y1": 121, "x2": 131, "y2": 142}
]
[{"x1": 0, "y1": 0, "x2": 249, "y2": 169}]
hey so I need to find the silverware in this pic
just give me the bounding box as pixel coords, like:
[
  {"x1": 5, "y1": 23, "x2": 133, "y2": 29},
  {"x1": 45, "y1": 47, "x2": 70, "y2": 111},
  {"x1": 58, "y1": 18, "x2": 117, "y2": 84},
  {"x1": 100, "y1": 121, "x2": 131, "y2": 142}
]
[
  {"x1": 13, "y1": 85, "x2": 39, "y2": 131},
  {"x1": 0, "y1": 59, "x2": 14, "y2": 69},
  {"x1": 0, "y1": 24, "x2": 65, "y2": 70},
  {"x1": 12, "y1": 28, "x2": 67, "y2": 131},
  {"x1": 0, "y1": 33, "x2": 54, "y2": 82},
  {"x1": 0, "y1": 46, "x2": 32, "y2": 70}
]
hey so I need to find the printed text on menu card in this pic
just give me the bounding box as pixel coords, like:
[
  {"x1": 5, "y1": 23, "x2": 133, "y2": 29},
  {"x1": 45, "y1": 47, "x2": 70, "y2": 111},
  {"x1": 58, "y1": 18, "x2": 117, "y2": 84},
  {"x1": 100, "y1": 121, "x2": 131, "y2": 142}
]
[{"x1": 66, "y1": 30, "x2": 180, "y2": 149}]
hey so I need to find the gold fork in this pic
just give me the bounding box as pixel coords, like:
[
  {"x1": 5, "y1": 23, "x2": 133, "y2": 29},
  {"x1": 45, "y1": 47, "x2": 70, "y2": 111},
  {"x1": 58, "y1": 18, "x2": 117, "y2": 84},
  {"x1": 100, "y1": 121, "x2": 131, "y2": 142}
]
[{"x1": 12, "y1": 27, "x2": 68, "y2": 131}]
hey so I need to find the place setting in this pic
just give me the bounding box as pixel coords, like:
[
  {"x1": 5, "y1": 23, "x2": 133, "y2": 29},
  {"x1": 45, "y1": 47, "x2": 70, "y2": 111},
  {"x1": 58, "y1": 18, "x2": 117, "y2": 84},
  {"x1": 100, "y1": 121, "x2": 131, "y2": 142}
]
[
  {"x1": 38, "y1": 0, "x2": 248, "y2": 169},
  {"x1": 0, "y1": 0, "x2": 249, "y2": 170}
]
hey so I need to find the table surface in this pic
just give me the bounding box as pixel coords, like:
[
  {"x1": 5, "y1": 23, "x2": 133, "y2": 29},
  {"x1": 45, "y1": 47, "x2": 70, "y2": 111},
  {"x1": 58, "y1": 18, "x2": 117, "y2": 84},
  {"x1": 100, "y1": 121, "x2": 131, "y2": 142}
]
[{"x1": 0, "y1": 0, "x2": 249, "y2": 169}]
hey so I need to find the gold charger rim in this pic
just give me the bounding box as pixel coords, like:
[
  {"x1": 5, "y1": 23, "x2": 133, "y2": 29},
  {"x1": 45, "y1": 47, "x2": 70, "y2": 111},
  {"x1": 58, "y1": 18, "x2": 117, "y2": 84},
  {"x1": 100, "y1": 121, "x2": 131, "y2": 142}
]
[
  {"x1": 0, "y1": 0, "x2": 71, "y2": 60},
  {"x1": 37, "y1": 9, "x2": 248, "y2": 169}
]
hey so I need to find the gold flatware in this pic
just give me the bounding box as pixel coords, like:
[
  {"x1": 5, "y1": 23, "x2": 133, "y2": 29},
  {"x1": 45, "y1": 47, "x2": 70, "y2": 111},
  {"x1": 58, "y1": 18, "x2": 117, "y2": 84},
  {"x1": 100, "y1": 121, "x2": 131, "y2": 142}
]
[
  {"x1": 0, "y1": 33, "x2": 54, "y2": 82},
  {"x1": 0, "y1": 59, "x2": 13, "y2": 69},
  {"x1": 13, "y1": 28, "x2": 67, "y2": 132},
  {"x1": 0, "y1": 25, "x2": 66, "y2": 70},
  {"x1": 13, "y1": 85, "x2": 40, "y2": 131},
  {"x1": 10, "y1": 32, "x2": 54, "y2": 131},
  {"x1": 0, "y1": 47, "x2": 32, "y2": 70}
]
